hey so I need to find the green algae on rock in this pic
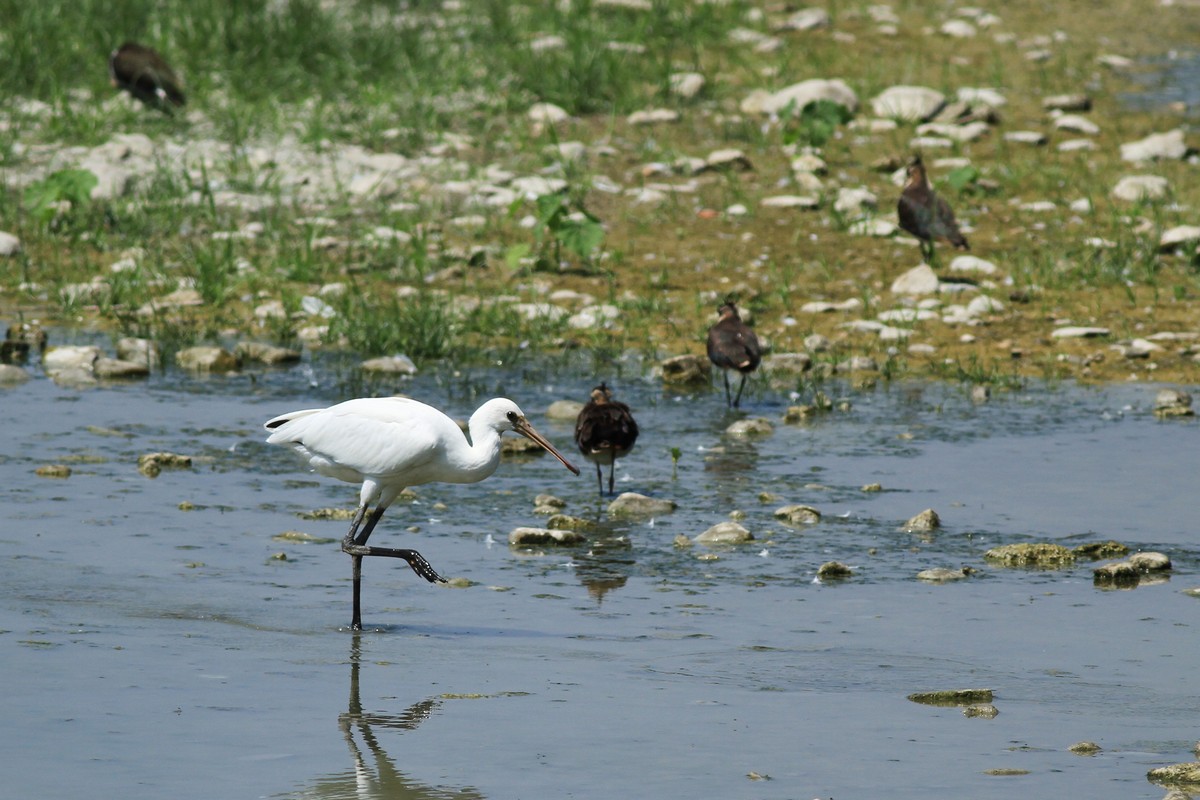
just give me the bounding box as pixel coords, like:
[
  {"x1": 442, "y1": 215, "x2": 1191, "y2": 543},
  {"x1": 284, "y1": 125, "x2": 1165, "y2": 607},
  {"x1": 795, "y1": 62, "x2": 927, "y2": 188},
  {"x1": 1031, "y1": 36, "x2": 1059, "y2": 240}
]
[
  {"x1": 907, "y1": 688, "x2": 994, "y2": 706},
  {"x1": 983, "y1": 543, "x2": 1075, "y2": 568}
]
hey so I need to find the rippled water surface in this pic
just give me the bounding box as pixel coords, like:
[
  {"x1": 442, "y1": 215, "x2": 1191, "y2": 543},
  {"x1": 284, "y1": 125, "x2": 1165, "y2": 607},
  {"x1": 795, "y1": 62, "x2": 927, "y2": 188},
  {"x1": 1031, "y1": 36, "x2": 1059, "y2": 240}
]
[{"x1": 2, "y1": 349, "x2": 1198, "y2": 800}]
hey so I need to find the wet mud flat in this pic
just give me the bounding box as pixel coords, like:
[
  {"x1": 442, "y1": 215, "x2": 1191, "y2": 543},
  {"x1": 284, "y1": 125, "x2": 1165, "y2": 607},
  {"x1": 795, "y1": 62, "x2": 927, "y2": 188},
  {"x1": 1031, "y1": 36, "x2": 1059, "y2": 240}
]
[{"x1": 1, "y1": 356, "x2": 1197, "y2": 799}]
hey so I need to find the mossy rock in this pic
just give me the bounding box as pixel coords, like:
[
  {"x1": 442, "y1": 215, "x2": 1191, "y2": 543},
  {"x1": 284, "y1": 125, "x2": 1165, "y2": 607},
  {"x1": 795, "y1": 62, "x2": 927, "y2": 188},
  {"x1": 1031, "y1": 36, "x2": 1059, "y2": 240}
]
[
  {"x1": 774, "y1": 504, "x2": 821, "y2": 525},
  {"x1": 907, "y1": 688, "x2": 994, "y2": 706},
  {"x1": 546, "y1": 514, "x2": 598, "y2": 532},
  {"x1": 1148, "y1": 762, "x2": 1200, "y2": 786},
  {"x1": 984, "y1": 543, "x2": 1075, "y2": 568},
  {"x1": 508, "y1": 527, "x2": 587, "y2": 546},
  {"x1": 817, "y1": 561, "x2": 852, "y2": 579},
  {"x1": 1072, "y1": 540, "x2": 1129, "y2": 559}
]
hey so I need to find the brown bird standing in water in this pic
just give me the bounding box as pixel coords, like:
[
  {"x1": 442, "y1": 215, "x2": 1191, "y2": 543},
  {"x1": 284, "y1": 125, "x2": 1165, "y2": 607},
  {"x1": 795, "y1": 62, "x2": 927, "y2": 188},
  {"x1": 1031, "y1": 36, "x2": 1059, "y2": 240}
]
[
  {"x1": 108, "y1": 42, "x2": 186, "y2": 114},
  {"x1": 706, "y1": 302, "x2": 761, "y2": 409},
  {"x1": 897, "y1": 155, "x2": 968, "y2": 263},
  {"x1": 574, "y1": 383, "x2": 639, "y2": 496}
]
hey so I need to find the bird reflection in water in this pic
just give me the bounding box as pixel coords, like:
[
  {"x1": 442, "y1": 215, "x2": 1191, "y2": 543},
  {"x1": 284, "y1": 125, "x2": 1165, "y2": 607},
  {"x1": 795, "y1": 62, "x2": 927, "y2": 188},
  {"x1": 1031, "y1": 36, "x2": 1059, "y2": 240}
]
[
  {"x1": 290, "y1": 638, "x2": 483, "y2": 800},
  {"x1": 574, "y1": 538, "x2": 633, "y2": 605}
]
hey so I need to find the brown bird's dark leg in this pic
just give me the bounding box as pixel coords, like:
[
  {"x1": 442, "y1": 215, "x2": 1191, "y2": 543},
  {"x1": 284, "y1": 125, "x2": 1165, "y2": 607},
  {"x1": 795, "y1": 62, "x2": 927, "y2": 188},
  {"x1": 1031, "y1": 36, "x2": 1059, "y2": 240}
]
[
  {"x1": 733, "y1": 373, "x2": 748, "y2": 409},
  {"x1": 607, "y1": 460, "x2": 616, "y2": 495},
  {"x1": 721, "y1": 370, "x2": 733, "y2": 407},
  {"x1": 594, "y1": 463, "x2": 604, "y2": 496}
]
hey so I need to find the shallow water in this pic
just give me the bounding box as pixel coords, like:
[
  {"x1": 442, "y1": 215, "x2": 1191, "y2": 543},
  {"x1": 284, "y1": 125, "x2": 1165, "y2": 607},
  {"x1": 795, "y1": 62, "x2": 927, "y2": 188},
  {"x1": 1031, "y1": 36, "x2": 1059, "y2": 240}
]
[{"x1": 2, "y1": 351, "x2": 1198, "y2": 799}]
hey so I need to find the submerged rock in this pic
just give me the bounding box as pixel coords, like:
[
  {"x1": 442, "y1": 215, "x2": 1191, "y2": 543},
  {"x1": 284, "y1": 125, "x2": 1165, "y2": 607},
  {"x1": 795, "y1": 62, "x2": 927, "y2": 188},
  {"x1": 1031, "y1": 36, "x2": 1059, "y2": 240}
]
[
  {"x1": 138, "y1": 452, "x2": 193, "y2": 477},
  {"x1": 1073, "y1": 540, "x2": 1129, "y2": 559},
  {"x1": 817, "y1": 561, "x2": 852, "y2": 579},
  {"x1": 608, "y1": 492, "x2": 677, "y2": 517},
  {"x1": 0, "y1": 364, "x2": 31, "y2": 384},
  {"x1": 534, "y1": 493, "x2": 566, "y2": 510},
  {"x1": 774, "y1": 505, "x2": 821, "y2": 525},
  {"x1": 545, "y1": 399, "x2": 584, "y2": 421},
  {"x1": 1147, "y1": 762, "x2": 1200, "y2": 786},
  {"x1": 1093, "y1": 560, "x2": 1141, "y2": 586},
  {"x1": 962, "y1": 704, "x2": 998, "y2": 718},
  {"x1": 546, "y1": 514, "x2": 598, "y2": 533},
  {"x1": 236, "y1": 342, "x2": 302, "y2": 366},
  {"x1": 1069, "y1": 741, "x2": 1102, "y2": 755},
  {"x1": 695, "y1": 521, "x2": 754, "y2": 544},
  {"x1": 35, "y1": 464, "x2": 72, "y2": 478},
  {"x1": 1154, "y1": 388, "x2": 1194, "y2": 418},
  {"x1": 907, "y1": 688, "x2": 994, "y2": 706},
  {"x1": 725, "y1": 417, "x2": 774, "y2": 437},
  {"x1": 917, "y1": 566, "x2": 974, "y2": 582},
  {"x1": 94, "y1": 357, "x2": 150, "y2": 378},
  {"x1": 984, "y1": 543, "x2": 1074, "y2": 567}
]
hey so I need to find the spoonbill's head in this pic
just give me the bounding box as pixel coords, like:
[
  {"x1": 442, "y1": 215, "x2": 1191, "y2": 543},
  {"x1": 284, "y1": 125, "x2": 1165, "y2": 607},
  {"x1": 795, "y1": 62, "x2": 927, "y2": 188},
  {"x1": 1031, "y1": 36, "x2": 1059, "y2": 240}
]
[{"x1": 479, "y1": 398, "x2": 581, "y2": 475}]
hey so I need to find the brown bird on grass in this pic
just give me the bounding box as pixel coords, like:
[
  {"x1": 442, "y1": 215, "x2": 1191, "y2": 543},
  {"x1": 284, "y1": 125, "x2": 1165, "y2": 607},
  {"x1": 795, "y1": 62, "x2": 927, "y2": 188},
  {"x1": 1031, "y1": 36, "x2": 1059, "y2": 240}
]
[
  {"x1": 108, "y1": 42, "x2": 186, "y2": 114},
  {"x1": 706, "y1": 302, "x2": 761, "y2": 409},
  {"x1": 897, "y1": 155, "x2": 968, "y2": 263},
  {"x1": 574, "y1": 383, "x2": 639, "y2": 496}
]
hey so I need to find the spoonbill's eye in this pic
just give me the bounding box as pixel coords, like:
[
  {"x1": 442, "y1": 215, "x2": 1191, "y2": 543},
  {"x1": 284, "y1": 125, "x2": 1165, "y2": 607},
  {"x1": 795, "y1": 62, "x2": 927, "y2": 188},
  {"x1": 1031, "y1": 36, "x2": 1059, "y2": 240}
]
[{"x1": 506, "y1": 411, "x2": 518, "y2": 423}]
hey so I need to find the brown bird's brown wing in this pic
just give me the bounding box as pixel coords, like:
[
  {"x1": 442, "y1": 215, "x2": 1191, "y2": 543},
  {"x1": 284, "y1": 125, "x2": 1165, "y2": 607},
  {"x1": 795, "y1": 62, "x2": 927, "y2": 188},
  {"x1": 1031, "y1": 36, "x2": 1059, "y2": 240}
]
[
  {"x1": 575, "y1": 401, "x2": 639, "y2": 456},
  {"x1": 110, "y1": 43, "x2": 186, "y2": 112},
  {"x1": 708, "y1": 320, "x2": 761, "y2": 373},
  {"x1": 932, "y1": 195, "x2": 969, "y2": 250}
]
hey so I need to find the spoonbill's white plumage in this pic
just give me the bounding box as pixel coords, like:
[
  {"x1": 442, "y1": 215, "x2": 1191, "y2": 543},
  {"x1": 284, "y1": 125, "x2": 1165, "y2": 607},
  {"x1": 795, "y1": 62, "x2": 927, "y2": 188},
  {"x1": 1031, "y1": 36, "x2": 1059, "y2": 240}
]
[{"x1": 265, "y1": 396, "x2": 580, "y2": 630}]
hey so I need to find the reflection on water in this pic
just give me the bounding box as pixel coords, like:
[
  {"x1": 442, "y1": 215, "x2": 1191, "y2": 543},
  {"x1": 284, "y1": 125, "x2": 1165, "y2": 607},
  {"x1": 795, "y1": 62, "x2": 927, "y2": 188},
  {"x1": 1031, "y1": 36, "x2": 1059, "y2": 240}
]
[{"x1": 283, "y1": 638, "x2": 482, "y2": 800}]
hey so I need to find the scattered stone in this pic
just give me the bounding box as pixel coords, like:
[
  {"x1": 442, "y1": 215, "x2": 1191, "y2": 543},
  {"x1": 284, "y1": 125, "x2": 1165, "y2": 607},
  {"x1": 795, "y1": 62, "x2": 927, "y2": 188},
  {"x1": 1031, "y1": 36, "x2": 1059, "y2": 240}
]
[
  {"x1": 272, "y1": 531, "x2": 337, "y2": 544},
  {"x1": 94, "y1": 357, "x2": 150, "y2": 378},
  {"x1": 748, "y1": 78, "x2": 859, "y2": 116},
  {"x1": 1147, "y1": 762, "x2": 1200, "y2": 786},
  {"x1": 1121, "y1": 129, "x2": 1190, "y2": 162},
  {"x1": 669, "y1": 72, "x2": 706, "y2": 99},
  {"x1": 1054, "y1": 115, "x2": 1100, "y2": 135},
  {"x1": 862, "y1": 482, "x2": 882, "y2": 492},
  {"x1": 528, "y1": 102, "x2": 569, "y2": 124},
  {"x1": 1052, "y1": 326, "x2": 1110, "y2": 339},
  {"x1": 907, "y1": 688, "x2": 994, "y2": 706},
  {"x1": 918, "y1": 566, "x2": 975, "y2": 582},
  {"x1": 1003, "y1": 130, "x2": 1048, "y2": 145},
  {"x1": 1154, "y1": 388, "x2": 1194, "y2": 417},
  {"x1": 0, "y1": 364, "x2": 31, "y2": 384},
  {"x1": 1112, "y1": 175, "x2": 1169, "y2": 202},
  {"x1": 0, "y1": 231, "x2": 21, "y2": 256},
  {"x1": 659, "y1": 354, "x2": 711, "y2": 384},
  {"x1": 1130, "y1": 551, "x2": 1172, "y2": 571},
  {"x1": 360, "y1": 354, "x2": 417, "y2": 374},
  {"x1": 849, "y1": 219, "x2": 898, "y2": 237},
  {"x1": 545, "y1": 400, "x2": 584, "y2": 421},
  {"x1": 116, "y1": 337, "x2": 158, "y2": 365},
  {"x1": 871, "y1": 85, "x2": 946, "y2": 122},
  {"x1": 176, "y1": 346, "x2": 239, "y2": 372},
  {"x1": 940, "y1": 20, "x2": 977, "y2": 38},
  {"x1": 904, "y1": 509, "x2": 941, "y2": 531},
  {"x1": 1069, "y1": 741, "x2": 1102, "y2": 755},
  {"x1": 963, "y1": 704, "x2": 999, "y2": 718},
  {"x1": 546, "y1": 514, "x2": 599, "y2": 533},
  {"x1": 774, "y1": 505, "x2": 821, "y2": 525},
  {"x1": 705, "y1": 148, "x2": 752, "y2": 171},
  {"x1": 760, "y1": 194, "x2": 820, "y2": 210},
  {"x1": 984, "y1": 543, "x2": 1075, "y2": 567},
  {"x1": 817, "y1": 561, "x2": 853, "y2": 579},
  {"x1": 508, "y1": 527, "x2": 587, "y2": 546},
  {"x1": 778, "y1": 7, "x2": 831, "y2": 30},
  {"x1": 608, "y1": 492, "x2": 677, "y2": 518},
  {"x1": 1043, "y1": 93, "x2": 1091, "y2": 112},
  {"x1": 725, "y1": 417, "x2": 774, "y2": 437},
  {"x1": 236, "y1": 342, "x2": 302, "y2": 366},
  {"x1": 1159, "y1": 226, "x2": 1200, "y2": 253},
  {"x1": 43, "y1": 345, "x2": 101, "y2": 374},
  {"x1": 695, "y1": 521, "x2": 754, "y2": 544},
  {"x1": 891, "y1": 264, "x2": 940, "y2": 295},
  {"x1": 1058, "y1": 138, "x2": 1096, "y2": 153},
  {"x1": 138, "y1": 452, "x2": 193, "y2": 478},
  {"x1": 35, "y1": 464, "x2": 72, "y2": 478},
  {"x1": 627, "y1": 108, "x2": 680, "y2": 126},
  {"x1": 762, "y1": 353, "x2": 812, "y2": 374},
  {"x1": 1073, "y1": 541, "x2": 1129, "y2": 559}
]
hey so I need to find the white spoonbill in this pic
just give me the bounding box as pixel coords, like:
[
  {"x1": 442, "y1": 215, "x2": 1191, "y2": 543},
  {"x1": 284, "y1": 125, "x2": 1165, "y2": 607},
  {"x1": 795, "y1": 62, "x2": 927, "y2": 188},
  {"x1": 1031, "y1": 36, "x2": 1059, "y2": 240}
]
[{"x1": 265, "y1": 396, "x2": 580, "y2": 630}]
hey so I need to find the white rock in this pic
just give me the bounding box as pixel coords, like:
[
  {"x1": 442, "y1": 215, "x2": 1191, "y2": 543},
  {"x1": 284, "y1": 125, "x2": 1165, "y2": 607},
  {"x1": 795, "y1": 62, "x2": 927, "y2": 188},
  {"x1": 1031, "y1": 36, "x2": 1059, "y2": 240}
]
[
  {"x1": 891, "y1": 264, "x2": 940, "y2": 295},
  {"x1": 1159, "y1": 225, "x2": 1200, "y2": 251},
  {"x1": 915, "y1": 121, "x2": 991, "y2": 142},
  {"x1": 1058, "y1": 138, "x2": 1096, "y2": 152},
  {"x1": 848, "y1": 219, "x2": 897, "y2": 237},
  {"x1": 878, "y1": 308, "x2": 937, "y2": 323},
  {"x1": 512, "y1": 176, "x2": 568, "y2": 197},
  {"x1": 1121, "y1": 129, "x2": 1189, "y2": 162},
  {"x1": 300, "y1": 296, "x2": 336, "y2": 318},
  {"x1": 965, "y1": 295, "x2": 1005, "y2": 316},
  {"x1": 528, "y1": 102, "x2": 569, "y2": 123},
  {"x1": 1052, "y1": 326, "x2": 1110, "y2": 339},
  {"x1": 957, "y1": 87, "x2": 1007, "y2": 107},
  {"x1": 801, "y1": 298, "x2": 863, "y2": 313},
  {"x1": 871, "y1": 85, "x2": 946, "y2": 122},
  {"x1": 43, "y1": 345, "x2": 101, "y2": 374},
  {"x1": 360, "y1": 355, "x2": 417, "y2": 374},
  {"x1": 1112, "y1": 175, "x2": 1169, "y2": 202},
  {"x1": 760, "y1": 195, "x2": 819, "y2": 210},
  {"x1": 1003, "y1": 130, "x2": 1047, "y2": 145},
  {"x1": 778, "y1": 7, "x2": 831, "y2": 30},
  {"x1": 1019, "y1": 200, "x2": 1057, "y2": 212},
  {"x1": 940, "y1": 20, "x2": 976, "y2": 37},
  {"x1": 0, "y1": 231, "x2": 20, "y2": 256},
  {"x1": 669, "y1": 72, "x2": 706, "y2": 99},
  {"x1": 948, "y1": 255, "x2": 997, "y2": 275},
  {"x1": 834, "y1": 187, "x2": 878, "y2": 215},
  {"x1": 627, "y1": 108, "x2": 680, "y2": 125},
  {"x1": 750, "y1": 78, "x2": 859, "y2": 116},
  {"x1": 790, "y1": 153, "x2": 827, "y2": 174},
  {"x1": 793, "y1": 171, "x2": 824, "y2": 193},
  {"x1": 1054, "y1": 115, "x2": 1100, "y2": 135}
]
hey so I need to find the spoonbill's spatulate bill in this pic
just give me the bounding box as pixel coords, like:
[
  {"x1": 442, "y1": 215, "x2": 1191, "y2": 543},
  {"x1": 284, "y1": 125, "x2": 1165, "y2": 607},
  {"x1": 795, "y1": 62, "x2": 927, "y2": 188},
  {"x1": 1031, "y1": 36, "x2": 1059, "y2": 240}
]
[
  {"x1": 897, "y1": 154, "x2": 969, "y2": 263},
  {"x1": 573, "y1": 383, "x2": 639, "y2": 496},
  {"x1": 706, "y1": 302, "x2": 761, "y2": 409},
  {"x1": 265, "y1": 396, "x2": 580, "y2": 630}
]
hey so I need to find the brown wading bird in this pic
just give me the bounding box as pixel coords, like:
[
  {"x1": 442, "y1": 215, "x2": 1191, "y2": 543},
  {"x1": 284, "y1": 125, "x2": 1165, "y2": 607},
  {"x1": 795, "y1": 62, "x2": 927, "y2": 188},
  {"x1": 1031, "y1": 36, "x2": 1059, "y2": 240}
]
[
  {"x1": 897, "y1": 154, "x2": 969, "y2": 263},
  {"x1": 108, "y1": 42, "x2": 186, "y2": 114},
  {"x1": 574, "y1": 383, "x2": 639, "y2": 496},
  {"x1": 706, "y1": 302, "x2": 761, "y2": 409}
]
